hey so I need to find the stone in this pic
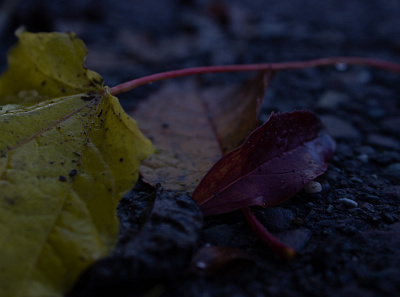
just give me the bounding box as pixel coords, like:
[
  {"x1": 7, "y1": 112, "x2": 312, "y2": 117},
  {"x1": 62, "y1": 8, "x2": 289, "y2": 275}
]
[
  {"x1": 320, "y1": 115, "x2": 361, "y2": 139},
  {"x1": 274, "y1": 228, "x2": 312, "y2": 251},
  {"x1": 355, "y1": 146, "x2": 375, "y2": 155},
  {"x1": 357, "y1": 154, "x2": 369, "y2": 163},
  {"x1": 304, "y1": 181, "x2": 322, "y2": 193},
  {"x1": 382, "y1": 163, "x2": 400, "y2": 183},
  {"x1": 360, "y1": 203, "x2": 375, "y2": 212},
  {"x1": 382, "y1": 213, "x2": 398, "y2": 224},
  {"x1": 262, "y1": 207, "x2": 295, "y2": 232},
  {"x1": 317, "y1": 91, "x2": 348, "y2": 109},
  {"x1": 382, "y1": 186, "x2": 400, "y2": 200},
  {"x1": 339, "y1": 198, "x2": 358, "y2": 208},
  {"x1": 367, "y1": 134, "x2": 400, "y2": 149}
]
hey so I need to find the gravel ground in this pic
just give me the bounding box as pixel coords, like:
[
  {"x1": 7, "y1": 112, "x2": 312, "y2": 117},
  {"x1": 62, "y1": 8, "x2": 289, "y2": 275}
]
[{"x1": 1, "y1": 0, "x2": 400, "y2": 296}]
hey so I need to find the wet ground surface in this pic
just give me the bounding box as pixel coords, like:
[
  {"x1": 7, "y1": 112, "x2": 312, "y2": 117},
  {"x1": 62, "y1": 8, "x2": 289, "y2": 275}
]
[{"x1": 1, "y1": 0, "x2": 400, "y2": 296}]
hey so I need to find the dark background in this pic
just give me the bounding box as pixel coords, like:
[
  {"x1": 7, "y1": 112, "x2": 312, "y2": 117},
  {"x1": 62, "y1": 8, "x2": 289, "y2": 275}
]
[
  {"x1": 2, "y1": 0, "x2": 399, "y2": 105},
  {"x1": 1, "y1": 0, "x2": 400, "y2": 296}
]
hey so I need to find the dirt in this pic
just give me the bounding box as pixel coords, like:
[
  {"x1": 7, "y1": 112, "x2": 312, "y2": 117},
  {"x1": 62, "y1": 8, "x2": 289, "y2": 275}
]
[{"x1": 1, "y1": 0, "x2": 400, "y2": 296}]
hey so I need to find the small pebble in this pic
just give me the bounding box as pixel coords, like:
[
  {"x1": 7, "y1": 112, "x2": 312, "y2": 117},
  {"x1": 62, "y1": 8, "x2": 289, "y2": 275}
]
[
  {"x1": 355, "y1": 146, "x2": 375, "y2": 155},
  {"x1": 335, "y1": 62, "x2": 347, "y2": 71},
  {"x1": 363, "y1": 194, "x2": 380, "y2": 202},
  {"x1": 360, "y1": 202, "x2": 375, "y2": 212},
  {"x1": 304, "y1": 181, "x2": 322, "y2": 193},
  {"x1": 357, "y1": 154, "x2": 369, "y2": 163},
  {"x1": 382, "y1": 213, "x2": 397, "y2": 224},
  {"x1": 274, "y1": 228, "x2": 312, "y2": 251},
  {"x1": 263, "y1": 207, "x2": 294, "y2": 231},
  {"x1": 339, "y1": 198, "x2": 358, "y2": 208},
  {"x1": 317, "y1": 91, "x2": 348, "y2": 109},
  {"x1": 349, "y1": 177, "x2": 363, "y2": 184}
]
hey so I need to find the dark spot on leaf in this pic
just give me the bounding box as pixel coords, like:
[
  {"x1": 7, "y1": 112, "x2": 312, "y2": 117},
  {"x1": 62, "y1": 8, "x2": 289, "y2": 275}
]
[
  {"x1": 119, "y1": 158, "x2": 123, "y2": 162},
  {"x1": 81, "y1": 93, "x2": 96, "y2": 101},
  {"x1": 73, "y1": 152, "x2": 82, "y2": 157},
  {"x1": 41, "y1": 80, "x2": 46, "y2": 86},
  {"x1": 59, "y1": 176, "x2": 67, "y2": 182},
  {"x1": 4, "y1": 197, "x2": 15, "y2": 205},
  {"x1": 92, "y1": 78, "x2": 103, "y2": 86}
]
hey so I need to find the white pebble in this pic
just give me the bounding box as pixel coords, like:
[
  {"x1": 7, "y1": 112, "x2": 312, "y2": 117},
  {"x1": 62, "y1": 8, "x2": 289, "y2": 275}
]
[
  {"x1": 339, "y1": 198, "x2": 358, "y2": 208},
  {"x1": 304, "y1": 181, "x2": 322, "y2": 193}
]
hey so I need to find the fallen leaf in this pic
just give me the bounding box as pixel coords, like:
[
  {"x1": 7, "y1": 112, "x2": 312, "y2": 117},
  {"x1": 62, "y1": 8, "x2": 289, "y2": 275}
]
[
  {"x1": 201, "y1": 72, "x2": 266, "y2": 155},
  {"x1": 0, "y1": 32, "x2": 153, "y2": 297},
  {"x1": 0, "y1": 31, "x2": 103, "y2": 105},
  {"x1": 192, "y1": 111, "x2": 336, "y2": 216},
  {"x1": 132, "y1": 74, "x2": 268, "y2": 192}
]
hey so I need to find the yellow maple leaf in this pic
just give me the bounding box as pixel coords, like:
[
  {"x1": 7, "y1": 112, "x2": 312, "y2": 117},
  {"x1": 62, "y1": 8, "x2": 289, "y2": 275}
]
[{"x1": 0, "y1": 32, "x2": 153, "y2": 297}]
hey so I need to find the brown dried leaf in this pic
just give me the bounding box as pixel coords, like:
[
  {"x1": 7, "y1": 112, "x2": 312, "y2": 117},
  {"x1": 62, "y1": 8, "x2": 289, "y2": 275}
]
[{"x1": 132, "y1": 74, "x2": 267, "y2": 192}]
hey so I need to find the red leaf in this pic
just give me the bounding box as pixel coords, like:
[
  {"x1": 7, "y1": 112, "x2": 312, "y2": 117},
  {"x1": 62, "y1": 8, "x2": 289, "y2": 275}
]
[{"x1": 192, "y1": 110, "x2": 336, "y2": 216}]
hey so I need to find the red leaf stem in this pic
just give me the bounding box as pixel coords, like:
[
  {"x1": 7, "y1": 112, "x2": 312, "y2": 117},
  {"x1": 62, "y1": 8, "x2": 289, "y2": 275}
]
[
  {"x1": 242, "y1": 207, "x2": 296, "y2": 261},
  {"x1": 110, "y1": 56, "x2": 400, "y2": 95}
]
